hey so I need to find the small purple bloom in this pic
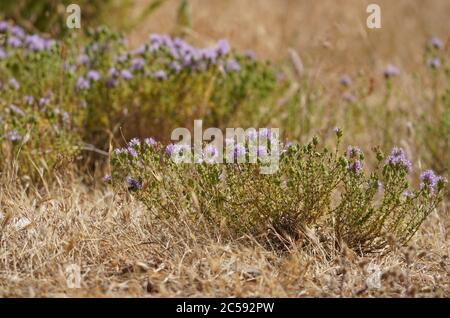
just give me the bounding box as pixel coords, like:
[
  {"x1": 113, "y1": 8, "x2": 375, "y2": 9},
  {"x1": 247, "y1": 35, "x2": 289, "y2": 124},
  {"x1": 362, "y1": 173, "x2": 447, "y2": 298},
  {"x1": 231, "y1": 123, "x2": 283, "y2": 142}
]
[
  {"x1": 6, "y1": 130, "x2": 22, "y2": 142},
  {"x1": 234, "y1": 144, "x2": 246, "y2": 160},
  {"x1": 23, "y1": 95, "x2": 34, "y2": 106},
  {"x1": 131, "y1": 58, "x2": 145, "y2": 71},
  {"x1": 129, "y1": 138, "x2": 141, "y2": 148},
  {"x1": 120, "y1": 69, "x2": 133, "y2": 80},
  {"x1": 39, "y1": 97, "x2": 50, "y2": 107},
  {"x1": 420, "y1": 170, "x2": 440, "y2": 193},
  {"x1": 429, "y1": 37, "x2": 444, "y2": 50},
  {"x1": 102, "y1": 175, "x2": 111, "y2": 183},
  {"x1": 0, "y1": 21, "x2": 9, "y2": 32},
  {"x1": 8, "y1": 104, "x2": 24, "y2": 116},
  {"x1": 0, "y1": 48, "x2": 6, "y2": 59},
  {"x1": 154, "y1": 70, "x2": 167, "y2": 81},
  {"x1": 216, "y1": 40, "x2": 230, "y2": 56},
  {"x1": 127, "y1": 147, "x2": 138, "y2": 158},
  {"x1": 340, "y1": 74, "x2": 352, "y2": 87},
  {"x1": 346, "y1": 146, "x2": 361, "y2": 158},
  {"x1": 87, "y1": 70, "x2": 100, "y2": 82},
  {"x1": 244, "y1": 50, "x2": 256, "y2": 60},
  {"x1": 385, "y1": 147, "x2": 412, "y2": 173},
  {"x1": 9, "y1": 78, "x2": 20, "y2": 90},
  {"x1": 8, "y1": 36, "x2": 22, "y2": 48},
  {"x1": 225, "y1": 59, "x2": 241, "y2": 73},
  {"x1": 383, "y1": 64, "x2": 400, "y2": 78},
  {"x1": 348, "y1": 160, "x2": 363, "y2": 173},
  {"x1": 428, "y1": 58, "x2": 441, "y2": 70},
  {"x1": 144, "y1": 137, "x2": 156, "y2": 147},
  {"x1": 342, "y1": 92, "x2": 357, "y2": 103},
  {"x1": 126, "y1": 177, "x2": 142, "y2": 191},
  {"x1": 76, "y1": 76, "x2": 90, "y2": 91}
]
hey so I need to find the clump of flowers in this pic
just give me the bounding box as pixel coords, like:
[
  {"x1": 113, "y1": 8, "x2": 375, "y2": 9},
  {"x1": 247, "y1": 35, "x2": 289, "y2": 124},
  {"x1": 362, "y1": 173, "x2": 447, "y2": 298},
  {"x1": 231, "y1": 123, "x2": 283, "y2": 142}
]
[{"x1": 108, "y1": 132, "x2": 447, "y2": 254}]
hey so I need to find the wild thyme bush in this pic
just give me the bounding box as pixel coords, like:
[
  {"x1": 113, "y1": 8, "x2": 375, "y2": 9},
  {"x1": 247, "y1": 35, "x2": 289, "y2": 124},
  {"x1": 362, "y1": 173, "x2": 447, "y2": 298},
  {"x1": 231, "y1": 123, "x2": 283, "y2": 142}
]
[
  {"x1": 0, "y1": 21, "x2": 80, "y2": 177},
  {"x1": 109, "y1": 129, "x2": 447, "y2": 253},
  {"x1": 73, "y1": 28, "x2": 285, "y2": 146}
]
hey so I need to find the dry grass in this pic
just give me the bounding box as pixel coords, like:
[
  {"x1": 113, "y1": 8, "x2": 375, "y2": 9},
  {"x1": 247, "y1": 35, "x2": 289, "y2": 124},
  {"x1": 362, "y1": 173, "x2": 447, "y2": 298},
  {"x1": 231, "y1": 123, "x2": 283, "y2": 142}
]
[
  {"x1": 0, "y1": 175, "x2": 448, "y2": 297},
  {"x1": 1, "y1": 0, "x2": 449, "y2": 297}
]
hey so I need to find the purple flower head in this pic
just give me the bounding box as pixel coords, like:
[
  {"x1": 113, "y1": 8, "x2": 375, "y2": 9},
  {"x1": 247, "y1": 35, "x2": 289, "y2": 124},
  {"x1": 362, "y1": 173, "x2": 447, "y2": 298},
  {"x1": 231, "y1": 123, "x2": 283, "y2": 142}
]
[
  {"x1": 7, "y1": 104, "x2": 24, "y2": 116},
  {"x1": 131, "y1": 58, "x2": 145, "y2": 71},
  {"x1": 165, "y1": 143, "x2": 175, "y2": 156},
  {"x1": 258, "y1": 128, "x2": 272, "y2": 140},
  {"x1": 144, "y1": 137, "x2": 156, "y2": 148},
  {"x1": 0, "y1": 21, "x2": 9, "y2": 32},
  {"x1": 340, "y1": 74, "x2": 352, "y2": 87},
  {"x1": 76, "y1": 76, "x2": 90, "y2": 91},
  {"x1": 8, "y1": 36, "x2": 22, "y2": 48},
  {"x1": 203, "y1": 144, "x2": 219, "y2": 163},
  {"x1": 87, "y1": 70, "x2": 100, "y2": 82},
  {"x1": 154, "y1": 70, "x2": 167, "y2": 81},
  {"x1": 244, "y1": 50, "x2": 256, "y2": 60},
  {"x1": 169, "y1": 61, "x2": 182, "y2": 73},
  {"x1": 126, "y1": 177, "x2": 142, "y2": 192},
  {"x1": 128, "y1": 138, "x2": 141, "y2": 148},
  {"x1": 11, "y1": 26, "x2": 25, "y2": 39},
  {"x1": 39, "y1": 97, "x2": 50, "y2": 107},
  {"x1": 6, "y1": 130, "x2": 22, "y2": 142},
  {"x1": 385, "y1": 147, "x2": 412, "y2": 173},
  {"x1": 402, "y1": 190, "x2": 414, "y2": 200},
  {"x1": 8, "y1": 78, "x2": 20, "y2": 90},
  {"x1": 383, "y1": 64, "x2": 400, "y2": 78},
  {"x1": 342, "y1": 92, "x2": 357, "y2": 103},
  {"x1": 114, "y1": 148, "x2": 126, "y2": 156},
  {"x1": 428, "y1": 58, "x2": 441, "y2": 70},
  {"x1": 127, "y1": 147, "x2": 138, "y2": 158},
  {"x1": 225, "y1": 59, "x2": 241, "y2": 73},
  {"x1": 429, "y1": 37, "x2": 444, "y2": 50},
  {"x1": 102, "y1": 175, "x2": 111, "y2": 183},
  {"x1": 25, "y1": 34, "x2": 46, "y2": 51},
  {"x1": 420, "y1": 170, "x2": 440, "y2": 193},
  {"x1": 120, "y1": 69, "x2": 133, "y2": 80},
  {"x1": 77, "y1": 54, "x2": 90, "y2": 66},
  {"x1": 234, "y1": 144, "x2": 246, "y2": 160},
  {"x1": 0, "y1": 48, "x2": 6, "y2": 60},
  {"x1": 23, "y1": 95, "x2": 34, "y2": 106},
  {"x1": 216, "y1": 40, "x2": 230, "y2": 56},
  {"x1": 348, "y1": 160, "x2": 363, "y2": 173},
  {"x1": 257, "y1": 145, "x2": 268, "y2": 158},
  {"x1": 346, "y1": 146, "x2": 361, "y2": 158}
]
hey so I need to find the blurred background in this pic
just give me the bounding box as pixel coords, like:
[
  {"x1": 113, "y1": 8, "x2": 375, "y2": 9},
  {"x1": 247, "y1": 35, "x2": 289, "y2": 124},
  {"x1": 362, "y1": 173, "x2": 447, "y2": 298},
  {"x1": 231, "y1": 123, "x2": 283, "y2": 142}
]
[{"x1": 2, "y1": 0, "x2": 449, "y2": 68}]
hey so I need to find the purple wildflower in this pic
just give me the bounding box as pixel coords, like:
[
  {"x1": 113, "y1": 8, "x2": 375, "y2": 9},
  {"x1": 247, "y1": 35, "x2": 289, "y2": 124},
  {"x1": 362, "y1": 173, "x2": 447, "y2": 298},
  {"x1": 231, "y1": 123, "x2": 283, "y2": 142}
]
[
  {"x1": 23, "y1": 95, "x2": 34, "y2": 106},
  {"x1": 129, "y1": 138, "x2": 141, "y2": 148},
  {"x1": 225, "y1": 59, "x2": 241, "y2": 73},
  {"x1": 165, "y1": 144, "x2": 175, "y2": 156},
  {"x1": 87, "y1": 70, "x2": 100, "y2": 82},
  {"x1": 144, "y1": 137, "x2": 156, "y2": 148},
  {"x1": 203, "y1": 144, "x2": 219, "y2": 163},
  {"x1": 428, "y1": 58, "x2": 441, "y2": 70},
  {"x1": 348, "y1": 160, "x2": 363, "y2": 173},
  {"x1": 154, "y1": 70, "x2": 167, "y2": 81},
  {"x1": 76, "y1": 76, "x2": 90, "y2": 91},
  {"x1": 25, "y1": 34, "x2": 46, "y2": 51},
  {"x1": 127, "y1": 147, "x2": 138, "y2": 158},
  {"x1": 429, "y1": 37, "x2": 444, "y2": 50},
  {"x1": 420, "y1": 170, "x2": 440, "y2": 193},
  {"x1": 6, "y1": 130, "x2": 21, "y2": 142},
  {"x1": 102, "y1": 175, "x2": 111, "y2": 183},
  {"x1": 383, "y1": 64, "x2": 400, "y2": 78},
  {"x1": 8, "y1": 36, "x2": 22, "y2": 48},
  {"x1": 402, "y1": 190, "x2": 414, "y2": 199},
  {"x1": 340, "y1": 74, "x2": 352, "y2": 87},
  {"x1": 131, "y1": 58, "x2": 145, "y2": 71},
  {"x1": 77, "y1": 54, "x2": 90, "y2": 66},
  {"x1": 257, "y1": 145, "x2": 268, "y2": 158},
  {"x1": 169, "y1": 61, "x2": 182, "y2": 73},
  {"x1": 244, "y1": 50, "x2": 256, "y2": 60},
  {"x1": 7, "y1": 104, "x2": 24, "y2": 116},
  {"x1": 0, "y1": 21, "x2": 9, "y2": 32},
  {"x1": 346, "y1": 146, "x2": 361, "y2": 158},
  {"x1": 8, "y1": 78, "x2": 20, "y2": 90},
  {"x1": 216, "y1": 40, "x2": 230, "y2": 56},
  {"x1": 234, "y1": 144, "x2": 246, "y2": 160},
  {"x1": 126, "y1": 177, "x2": 142, "y2": 191},
  {"x1": 0, "y1": 48, "x2": 6, "y2": 59},
  {"x1": 342, "y1": 92, "x2": 357, "y2": 103},
  {"x1": 120, "y1": 69, "x2": 133, "y2": 80},
  {"x1": 11, "y1": 26, "x2": 25, "y2": 39},
  {"x1": 385, "y1": 147, "x2": 412, "y2": 173},
  {"x1": 39, "y1": 97, "x2": 50, "y2": 107}
]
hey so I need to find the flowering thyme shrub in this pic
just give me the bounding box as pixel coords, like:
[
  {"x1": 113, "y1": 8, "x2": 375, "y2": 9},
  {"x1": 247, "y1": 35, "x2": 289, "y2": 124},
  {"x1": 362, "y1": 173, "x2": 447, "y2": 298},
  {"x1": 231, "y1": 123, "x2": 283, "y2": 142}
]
[
  {"x1": 73, "y1": 28, "x2": 287, "y2": 146},
  {"x1": 0, "y1": 22, "x2": 80, "y2": 177},
  {"x1": 109, "y1": 130, "x2": 447, "y2": 253}
]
